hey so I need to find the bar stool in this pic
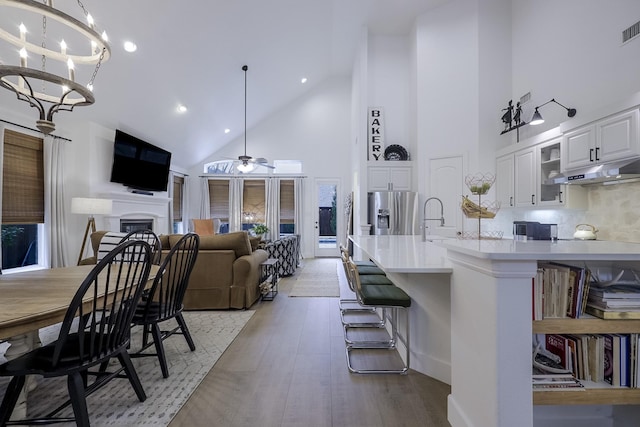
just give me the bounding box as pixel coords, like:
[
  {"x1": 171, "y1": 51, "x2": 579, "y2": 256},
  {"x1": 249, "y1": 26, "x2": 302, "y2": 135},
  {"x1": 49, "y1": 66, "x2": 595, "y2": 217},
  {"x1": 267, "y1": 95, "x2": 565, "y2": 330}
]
[
  {"x1": 339, "y1": 248, "x2": 394, "y2": 330},
  {"x1": 344, "y1": 259, "x2": 411, "y2": 375},
  {"x1": 340, "y1": 244, "x2": 384, "y2": 275}
]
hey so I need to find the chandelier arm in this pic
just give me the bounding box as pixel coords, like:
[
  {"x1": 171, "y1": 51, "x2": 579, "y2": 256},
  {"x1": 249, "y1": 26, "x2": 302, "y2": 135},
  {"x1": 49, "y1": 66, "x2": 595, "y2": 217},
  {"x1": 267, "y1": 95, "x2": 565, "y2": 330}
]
[
  {"x1": 0, "y1": 0, "x2": 109, "y2": 132},
  {"x1": 0, "y1": 76, "x2": 46, "y2": 120},
  {"x1": 0, "y1": 0, "x2": 111, "y2": 64}
]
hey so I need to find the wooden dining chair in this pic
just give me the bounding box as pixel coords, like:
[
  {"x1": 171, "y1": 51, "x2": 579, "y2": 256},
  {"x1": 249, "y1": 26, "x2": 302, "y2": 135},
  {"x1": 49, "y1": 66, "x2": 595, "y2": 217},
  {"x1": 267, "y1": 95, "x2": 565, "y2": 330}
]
[
  {"x1": 120, "y1": 229, "x2": 162, "y2": 265},
  {"x1": 130, "y1": 233, "x2": 200, "y2": 378},
  {"x1": 0, "y1": 240, "x2": 153, "y2": 426}
]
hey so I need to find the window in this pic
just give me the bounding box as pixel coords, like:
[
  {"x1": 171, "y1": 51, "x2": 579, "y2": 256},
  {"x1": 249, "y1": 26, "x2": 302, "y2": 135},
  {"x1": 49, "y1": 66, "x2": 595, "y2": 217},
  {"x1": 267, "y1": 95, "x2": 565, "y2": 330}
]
[
  {"x1": 209, "y1": 180, "x2": 229, "y2": 233},
  {"x1": 280, "y1": 179, "x2": 294, "y2": 234},
  {"x1": 242, "y1": 180, "x2": 265, "y2": 231},
  {"x1": 204, "y1": 160, "x2": 236, "y2": 174},
  {"x1": 2, "y1": 129, "x2": 45, "y2": 272},
  {"x1": 273, "y1": 160, "x2": 302, "y2": 174},
  {"x1": 172, "y1": 175, "x2": 184, "y2": 233}
]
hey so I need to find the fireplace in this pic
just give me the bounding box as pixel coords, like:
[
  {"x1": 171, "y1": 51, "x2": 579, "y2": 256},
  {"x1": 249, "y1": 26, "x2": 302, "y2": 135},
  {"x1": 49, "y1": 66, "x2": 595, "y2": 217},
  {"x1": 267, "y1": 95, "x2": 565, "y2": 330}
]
[
  {"x1": 120, "y1": 219, "x2": 154, "y2": 233},
  {"x1": 98, "y1": 191, "x2": 170, "y2": 234}
]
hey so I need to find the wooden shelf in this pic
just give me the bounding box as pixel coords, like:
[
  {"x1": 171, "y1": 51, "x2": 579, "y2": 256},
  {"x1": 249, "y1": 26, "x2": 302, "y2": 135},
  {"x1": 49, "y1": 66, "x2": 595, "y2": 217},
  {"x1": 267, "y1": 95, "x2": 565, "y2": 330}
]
[
  {"x1": 534, "y1": 386, "x2": 640, "y2": 405},
  {"x1": 533, "y1": 318, "x2": 640, "y2": 405},
  {"x1": 533, "y1": 318, "x2": 640, "y2": 334}
]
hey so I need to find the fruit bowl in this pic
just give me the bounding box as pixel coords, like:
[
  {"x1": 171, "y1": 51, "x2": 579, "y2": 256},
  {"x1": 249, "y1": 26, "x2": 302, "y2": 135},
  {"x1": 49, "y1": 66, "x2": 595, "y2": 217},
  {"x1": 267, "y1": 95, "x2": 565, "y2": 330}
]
[{"x1": 465, "y1": 173, "x2": 496, "y2": 195}]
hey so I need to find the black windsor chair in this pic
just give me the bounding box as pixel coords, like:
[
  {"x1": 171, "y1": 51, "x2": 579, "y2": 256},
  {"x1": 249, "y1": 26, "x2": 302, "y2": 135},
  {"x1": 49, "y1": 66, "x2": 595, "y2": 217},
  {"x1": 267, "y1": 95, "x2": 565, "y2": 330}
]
[
  {"x1": 120, "y1": 229, "x2": 162, "y2": 265},
  {"x1": 0, "y1": 240, "x2": 153, "y2": 426},
  {"x1": 130, "y1": 232, "x2": 199, "y2": 378}
]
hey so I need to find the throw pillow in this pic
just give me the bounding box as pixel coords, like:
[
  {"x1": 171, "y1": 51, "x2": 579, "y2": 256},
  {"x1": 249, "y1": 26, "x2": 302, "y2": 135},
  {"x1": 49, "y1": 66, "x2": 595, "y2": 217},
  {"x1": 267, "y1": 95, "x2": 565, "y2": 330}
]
[
  {"x1": 196, "y1": 231, "x2": 252, "y2": 258},
  {"x1": 158, "y1": 234, "x2": 170, "y2": 250},
  {"x1": 96, "y1": 231, "x2": 127, "y2": 262},
  {"x1": 249, "y1": 236, "x2": 262, "y2": 251}
]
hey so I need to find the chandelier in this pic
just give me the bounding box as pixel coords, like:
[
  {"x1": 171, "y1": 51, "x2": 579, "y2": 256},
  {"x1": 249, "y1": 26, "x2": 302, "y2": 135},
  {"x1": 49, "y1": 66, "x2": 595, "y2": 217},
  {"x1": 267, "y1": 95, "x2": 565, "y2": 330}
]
[{"x1": 0, "y1": 0, "x2": 111, "y2": 134}]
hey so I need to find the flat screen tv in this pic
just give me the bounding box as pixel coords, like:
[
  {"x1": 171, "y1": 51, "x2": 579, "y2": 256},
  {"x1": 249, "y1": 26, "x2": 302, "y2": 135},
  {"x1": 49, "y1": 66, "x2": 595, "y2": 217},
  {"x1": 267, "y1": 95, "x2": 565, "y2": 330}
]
[{"x1": 109, "y1": 129, "x2": 172, "y2": 192}]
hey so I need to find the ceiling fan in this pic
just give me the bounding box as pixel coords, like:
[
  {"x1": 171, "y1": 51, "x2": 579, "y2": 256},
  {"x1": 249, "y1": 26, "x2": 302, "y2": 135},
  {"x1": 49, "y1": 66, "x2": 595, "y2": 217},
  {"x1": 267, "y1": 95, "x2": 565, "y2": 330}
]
[{"x1": 235, "y1": 65, "x2": 275, "y2": 173}]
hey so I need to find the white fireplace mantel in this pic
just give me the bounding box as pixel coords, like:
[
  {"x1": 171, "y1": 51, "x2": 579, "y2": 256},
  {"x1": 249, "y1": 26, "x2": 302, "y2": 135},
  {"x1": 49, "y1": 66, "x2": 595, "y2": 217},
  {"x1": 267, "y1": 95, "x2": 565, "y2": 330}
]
[{"x1": 98, "y1": 191, "x2": 171, "y2": 235}]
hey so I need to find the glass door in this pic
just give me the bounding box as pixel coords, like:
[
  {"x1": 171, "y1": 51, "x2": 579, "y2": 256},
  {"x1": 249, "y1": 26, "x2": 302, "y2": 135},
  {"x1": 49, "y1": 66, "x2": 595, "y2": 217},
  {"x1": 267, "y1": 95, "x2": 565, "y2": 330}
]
[{"x1": 314, "y1": 179, "x2": 340, "y2": 257}]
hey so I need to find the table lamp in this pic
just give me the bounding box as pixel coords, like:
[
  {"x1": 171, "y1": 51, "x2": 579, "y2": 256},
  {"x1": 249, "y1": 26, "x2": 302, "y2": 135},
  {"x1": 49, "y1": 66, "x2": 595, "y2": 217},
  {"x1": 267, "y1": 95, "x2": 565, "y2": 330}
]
[{"x1": 71, "y1": 197, "x2": 113, "y2": 265}]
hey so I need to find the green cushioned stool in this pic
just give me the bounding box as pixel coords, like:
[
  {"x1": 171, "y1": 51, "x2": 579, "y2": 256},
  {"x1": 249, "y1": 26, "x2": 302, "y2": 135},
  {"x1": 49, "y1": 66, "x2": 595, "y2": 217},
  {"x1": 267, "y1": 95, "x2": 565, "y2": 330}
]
[
  {"x1": 359, "y1": 274, "x2": 394, "y2": 286},
  {"x1": 356, "y1": 264, "x2": 385, "y2": 275},
  {"x1": 359, "y1": 284, "x2": 411, "y2": 308},
  {"x1": 343, "y1": 260, "x2": 411, "y2": 375},
  {"x1": 339, "y1": 248, "x2": 392, "y2": 329}
]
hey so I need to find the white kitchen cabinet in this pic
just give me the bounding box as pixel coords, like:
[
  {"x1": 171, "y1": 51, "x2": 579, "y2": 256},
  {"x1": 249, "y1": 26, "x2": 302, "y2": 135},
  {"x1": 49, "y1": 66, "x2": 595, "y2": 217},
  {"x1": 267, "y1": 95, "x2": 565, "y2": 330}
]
[
  {"x1": 495, "y1": 147, "x2": 537, "y2": 208},
  {"x1": 367, "y1": 162, "x2": 412, "y2": 191},
  {"x1": 514, "y1": 147, "x2": 536, "y2": 207},
  {"x1": 496, "y1": 137, "x2": 586, "y2": 209},
  {"x1": 496, "y1": 154, "x2": 514, "y2": 207},
  {"x1": 563, "y1": 108, "x2": 640, "y2": 170}
]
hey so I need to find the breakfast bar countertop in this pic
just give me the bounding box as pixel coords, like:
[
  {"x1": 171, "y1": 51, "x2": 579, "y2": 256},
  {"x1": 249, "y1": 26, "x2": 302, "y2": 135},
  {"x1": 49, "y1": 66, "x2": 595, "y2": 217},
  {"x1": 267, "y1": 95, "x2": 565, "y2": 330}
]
[
  {"x1": 348, "y1": 235, "x2": 453, "y2": 273},
  {"x1": 434, "y1": 238, "x2": 640, "y2": 261}
]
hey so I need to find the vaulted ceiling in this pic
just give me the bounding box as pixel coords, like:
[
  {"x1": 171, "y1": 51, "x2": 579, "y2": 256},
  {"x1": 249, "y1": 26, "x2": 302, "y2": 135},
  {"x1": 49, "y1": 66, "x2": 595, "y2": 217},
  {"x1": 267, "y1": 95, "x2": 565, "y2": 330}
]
[{"x1": 0, "y1": 0, "x2": 447, "y2": 168}]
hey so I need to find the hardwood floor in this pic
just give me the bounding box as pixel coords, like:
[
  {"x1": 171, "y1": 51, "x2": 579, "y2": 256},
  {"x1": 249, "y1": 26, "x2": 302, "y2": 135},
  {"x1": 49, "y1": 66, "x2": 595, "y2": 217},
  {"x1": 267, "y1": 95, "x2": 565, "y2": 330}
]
[{"x1": 169, "y1": 258, "x2": 451, "y2": 427}]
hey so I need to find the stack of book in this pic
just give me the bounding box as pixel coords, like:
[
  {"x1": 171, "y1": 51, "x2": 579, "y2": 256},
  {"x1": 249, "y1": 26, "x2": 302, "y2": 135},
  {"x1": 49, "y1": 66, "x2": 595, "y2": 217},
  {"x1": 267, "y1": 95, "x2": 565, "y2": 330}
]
[
  {"x1": 587, "y1": 282, "x2": 640, "y2": 319},
  {"x1": 533, "y1": 262, "x2": 591, "y2": 320},
  {"x1": 532, "y1": 373, "x2": 585, "y2": 391},
  {"x1": 533, "y1": 333, "x2": 640, "y2": 388}
]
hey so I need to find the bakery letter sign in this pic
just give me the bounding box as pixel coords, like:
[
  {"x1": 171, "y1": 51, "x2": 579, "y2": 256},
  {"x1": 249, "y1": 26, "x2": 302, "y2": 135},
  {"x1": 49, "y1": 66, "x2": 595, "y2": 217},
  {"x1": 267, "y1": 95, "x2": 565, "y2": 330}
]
[{"x1": 368, "y1": 107, "x2": 384, "y2": 161}]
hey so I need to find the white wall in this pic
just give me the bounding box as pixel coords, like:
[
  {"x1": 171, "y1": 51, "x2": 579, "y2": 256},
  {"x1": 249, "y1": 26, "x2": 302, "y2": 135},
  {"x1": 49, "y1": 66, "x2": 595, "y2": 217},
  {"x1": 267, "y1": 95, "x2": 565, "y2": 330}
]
[
  {"x1": 493, "y1": 1, "x2": 640, "y2": 245},
  {"x1": 189, "y1": 76, "x2": 352, "y2": 258},
  {"x1": 367, "y1": 34, "x2": 412, "y2": 158},
  {"x1": 509, "y1": 0, "x2": 640, "y2": 144},
  {"x1": 414, "y1": 0, "x2": 511, "y2": 235}
]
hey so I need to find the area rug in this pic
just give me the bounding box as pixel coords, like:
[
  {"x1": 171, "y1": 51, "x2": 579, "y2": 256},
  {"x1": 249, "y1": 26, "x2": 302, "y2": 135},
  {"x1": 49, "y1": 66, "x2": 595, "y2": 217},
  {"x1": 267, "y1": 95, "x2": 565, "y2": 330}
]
[
  {"x1": 288, "y1": 258, "x2": 340, "y2": 297},
  {"x1": 0, "y1": 310, "x2": 255, "y2": 426}
]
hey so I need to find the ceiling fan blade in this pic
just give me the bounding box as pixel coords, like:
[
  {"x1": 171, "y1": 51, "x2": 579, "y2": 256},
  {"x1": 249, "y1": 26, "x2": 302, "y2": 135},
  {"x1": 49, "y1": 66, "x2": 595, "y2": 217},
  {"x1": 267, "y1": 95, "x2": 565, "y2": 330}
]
[
  {"x1": 252, "y1": 157, "x2": 275, "y2": 169},
  {"x1": 256, "y1": 163, "x2": 276, "y2": 169}
]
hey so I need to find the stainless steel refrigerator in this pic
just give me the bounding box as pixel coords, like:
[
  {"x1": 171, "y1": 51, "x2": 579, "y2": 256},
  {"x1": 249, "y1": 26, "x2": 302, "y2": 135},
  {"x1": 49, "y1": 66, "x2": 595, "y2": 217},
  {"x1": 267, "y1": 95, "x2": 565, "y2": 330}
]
[{"x1": 367, "y1": 191, "x2": 419, "y2": 235}]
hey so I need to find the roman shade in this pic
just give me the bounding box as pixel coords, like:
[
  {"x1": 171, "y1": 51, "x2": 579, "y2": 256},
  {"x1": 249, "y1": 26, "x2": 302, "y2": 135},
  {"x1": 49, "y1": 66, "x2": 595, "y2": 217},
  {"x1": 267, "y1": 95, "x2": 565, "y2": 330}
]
[{"x1": 2, "y1": 129, "x2": 44, "y2": 224}]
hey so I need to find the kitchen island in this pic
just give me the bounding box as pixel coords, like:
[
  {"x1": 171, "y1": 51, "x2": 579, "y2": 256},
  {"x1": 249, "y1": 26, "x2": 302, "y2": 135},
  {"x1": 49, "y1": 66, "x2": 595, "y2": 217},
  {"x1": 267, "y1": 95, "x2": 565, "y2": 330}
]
[
  {"x1": 435, "y1": 238, "x2": 640, "y2": 427},
  {"x1": 351, "y1": 235, "x2": 640, "y2": 427},
  {"x1": 349, "y1": 235, "x2": 453, "y2": 384}
]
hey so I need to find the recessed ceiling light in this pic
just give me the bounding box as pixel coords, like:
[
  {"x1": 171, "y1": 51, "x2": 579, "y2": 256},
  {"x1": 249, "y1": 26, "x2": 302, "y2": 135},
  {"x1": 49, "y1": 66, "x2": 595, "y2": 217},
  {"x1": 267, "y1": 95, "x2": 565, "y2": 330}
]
[
  {"x1": 177, "y1": 104, "x2": 187, "y2": 113},
  {"x1": 301, "y1": 77, "x2": 308, "y2": 84},
  {"x1": 123, "y1": 41, "x2": 137, "y2": 52},
  {"x1": 224, "y1": 128, "x2": 231, "y2": 134}
]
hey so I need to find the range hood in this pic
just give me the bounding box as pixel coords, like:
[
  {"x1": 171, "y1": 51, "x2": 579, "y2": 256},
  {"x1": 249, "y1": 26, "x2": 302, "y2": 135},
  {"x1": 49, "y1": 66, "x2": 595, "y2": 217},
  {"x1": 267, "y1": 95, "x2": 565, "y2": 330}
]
[{"x1": 545, "y1": 158, "x2": 640, "y2": 185}]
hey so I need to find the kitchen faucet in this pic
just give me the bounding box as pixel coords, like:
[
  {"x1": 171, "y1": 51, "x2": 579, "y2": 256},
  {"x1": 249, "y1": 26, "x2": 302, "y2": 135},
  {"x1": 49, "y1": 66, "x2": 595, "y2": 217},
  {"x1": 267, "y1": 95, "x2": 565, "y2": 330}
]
[{"x1": 422, "y1": 197, "x2": 445, "y2": 241}]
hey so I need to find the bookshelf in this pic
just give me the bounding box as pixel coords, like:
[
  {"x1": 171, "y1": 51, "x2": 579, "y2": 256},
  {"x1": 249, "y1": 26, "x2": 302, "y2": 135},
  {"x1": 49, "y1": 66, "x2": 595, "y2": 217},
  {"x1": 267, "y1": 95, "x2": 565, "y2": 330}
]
[
  {"x1": 534, "y1": 385, "x2": 640, "y2": 405},
  {"x1": 533, "y1": 318, "x2": 640, "y2": 335},
  {"x1": 533, "y1": 315, "x2": 640, "y2": 405},
  {"x1": 438, "y1": 238, "x2": 640, "y2": 426}
]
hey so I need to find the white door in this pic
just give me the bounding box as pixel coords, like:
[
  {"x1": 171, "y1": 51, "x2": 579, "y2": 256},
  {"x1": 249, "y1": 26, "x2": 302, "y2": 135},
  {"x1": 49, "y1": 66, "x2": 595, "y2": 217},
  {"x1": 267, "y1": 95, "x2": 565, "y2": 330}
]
[
  {"x1": 429, "y1": 155, "x2": 464, "y2": 236},
  {"x1": 314, "y1": 179, "x2": 340, "y2": 257}
]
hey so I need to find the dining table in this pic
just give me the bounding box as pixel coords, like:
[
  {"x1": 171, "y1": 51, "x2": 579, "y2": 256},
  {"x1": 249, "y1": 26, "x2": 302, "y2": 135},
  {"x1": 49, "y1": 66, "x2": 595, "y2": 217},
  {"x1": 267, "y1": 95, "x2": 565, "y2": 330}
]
[{"x1": 0, "y1": 264, "x2": 158, "y2": 419}]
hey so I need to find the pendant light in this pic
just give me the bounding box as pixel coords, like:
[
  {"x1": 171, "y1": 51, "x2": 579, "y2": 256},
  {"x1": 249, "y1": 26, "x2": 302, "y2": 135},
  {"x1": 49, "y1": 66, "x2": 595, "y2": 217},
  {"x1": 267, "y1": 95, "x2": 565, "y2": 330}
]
[{"x1": 237, "y1": 65, "x2": 256, "y2": 173}]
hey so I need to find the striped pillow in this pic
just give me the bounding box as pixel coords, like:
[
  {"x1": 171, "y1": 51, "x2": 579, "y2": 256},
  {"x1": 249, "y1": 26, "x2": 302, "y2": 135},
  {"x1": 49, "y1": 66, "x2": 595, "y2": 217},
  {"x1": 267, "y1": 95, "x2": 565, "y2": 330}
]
[{"x1": 96, "y1": 232, "x2": 127, "y2": 263}]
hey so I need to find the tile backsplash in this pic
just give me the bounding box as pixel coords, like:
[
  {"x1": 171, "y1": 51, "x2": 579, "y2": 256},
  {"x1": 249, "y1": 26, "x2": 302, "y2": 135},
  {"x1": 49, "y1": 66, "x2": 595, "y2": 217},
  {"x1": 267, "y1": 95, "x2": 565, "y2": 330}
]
[{"x1": 490, "y1": 181, "x2": 640, "y2": 243}]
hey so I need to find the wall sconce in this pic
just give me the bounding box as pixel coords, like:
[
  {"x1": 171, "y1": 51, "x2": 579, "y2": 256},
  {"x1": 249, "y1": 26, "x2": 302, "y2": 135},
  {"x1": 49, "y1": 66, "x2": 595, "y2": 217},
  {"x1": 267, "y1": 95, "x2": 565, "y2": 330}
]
[{"x1": 530, "y1": 98, "x2": 577, "y2": 125}]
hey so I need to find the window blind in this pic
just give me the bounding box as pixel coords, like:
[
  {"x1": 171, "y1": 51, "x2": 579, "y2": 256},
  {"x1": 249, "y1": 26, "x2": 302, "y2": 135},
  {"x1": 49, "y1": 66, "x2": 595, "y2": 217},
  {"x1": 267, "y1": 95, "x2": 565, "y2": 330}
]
[
  {"x1": 2, "y1": 129, "x2": 44, "y2": 224},
  {"x1": 208, "y1": 180, "x2": 229, "y2": 220},
  {"x1": 280, "y1": 179, "x2": 294, "y2": 223},
  {"x1": 242, "y1": 180, "x2": 265, "y2": 222},
  {"x1": 172, "y1": 175, "x2": 184, "y2": 221}
]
